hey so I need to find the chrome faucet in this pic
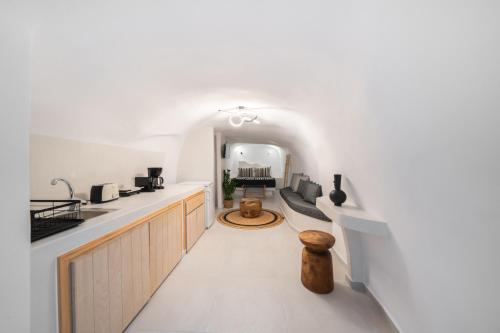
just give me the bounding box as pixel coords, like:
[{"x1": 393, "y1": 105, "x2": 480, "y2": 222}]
[
  {"x1": 50, "y1": 178, "x2": 87, "y2": 209},
  {"x1": 51, "y1": 178, "x2": 75, "y2": 199}
]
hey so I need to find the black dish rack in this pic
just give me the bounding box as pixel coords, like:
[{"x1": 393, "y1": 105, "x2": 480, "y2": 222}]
[{"x1": 30, "y1": 200, "x2": 85, "y2": 242}]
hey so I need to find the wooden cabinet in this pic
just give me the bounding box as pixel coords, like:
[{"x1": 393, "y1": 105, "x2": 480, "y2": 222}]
[
  {"x1": 69, "y1": 223, "x2": 149, "y2": 333},
  {"x1": 185, "y1": 192, "x2": 205, "y2": 251},
  {"x1": 58, "y1": 194, "x2": 204, "y2": 333},
  {"x1": 59, "y1": 200, "x2": 185, "y2": 333},
  {"x1": 149, "y1": 203, "x2": 182, "y2": 293}
]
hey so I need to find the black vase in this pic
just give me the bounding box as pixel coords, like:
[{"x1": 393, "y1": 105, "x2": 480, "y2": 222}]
[{"x1": 329, "y1": 174, "x2": 347, "y2": 207}]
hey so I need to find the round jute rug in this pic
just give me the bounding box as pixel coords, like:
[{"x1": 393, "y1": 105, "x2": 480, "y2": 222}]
[{"x1": 217, "y1": 208, "x2": 284, "y2": 229}]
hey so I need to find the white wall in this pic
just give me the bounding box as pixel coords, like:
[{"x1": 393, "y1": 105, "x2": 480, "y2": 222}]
[
  {"x1": 308, "y1": 2, "x2": 500, "y2": 332},
  {"x1": 176, "y1": 126, "x2": 215, "y2": 183},
  {"x1": 159, "y1": 135, "x2": 181, "y2": 185},
  {"x1": 30, "y1": 135, "x2": 167, "y2": 200},
  {"x1": 215, "y1": 132, "x2": 224, "y2": 208},
  {"x1": 0, "y1": 22, "x2": 31, "y2": 333},
  {"x1": 225, "y1": 143, "x2": 286, "y2": 178},
  {"x1": 25, "y1": 1, "x2": 500, "y2": 331}
]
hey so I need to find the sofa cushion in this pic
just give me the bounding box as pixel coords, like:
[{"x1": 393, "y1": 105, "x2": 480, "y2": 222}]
[
  {"x1": 290, "y1": 173, "x2": 303, "y2": 191},
  {"x1": 279, "y1": 187, "x2": 331, "y2": 222},
  {"x1": 303, "y1": 182, "x2": 322, "y2": 205},
  {"x1": 253, "y1": 166, "x2": 271, "y2": 177},
  {"x1": 238, "y1": 167, "x2": 253, "y2": 177},
  {"x1": 293, "y1": 175, "x2": 309, "y2": 192},
  {"x1": 297, "y1": 179, "x2": 309, "y2": 198}
]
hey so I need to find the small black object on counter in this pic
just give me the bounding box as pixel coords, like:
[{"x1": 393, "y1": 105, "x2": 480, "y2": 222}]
[{"x1": 329, "y1": 174, "x2": 347, "y2": 207}]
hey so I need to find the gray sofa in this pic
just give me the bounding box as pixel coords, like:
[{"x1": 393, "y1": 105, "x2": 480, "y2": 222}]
[{"x1": 279, "y1": 187, "x2": 332, "y2": 222}]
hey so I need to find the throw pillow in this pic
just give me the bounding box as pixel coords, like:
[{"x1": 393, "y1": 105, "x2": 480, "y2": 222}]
[
  {"x1": 239, "y1": 167, "x2": 253, "y2": 177},
  {"x1": 264, "y1": 166, "x2": 271, "y2": 177},
  {"x1": 297, "y1": 179, "x2": 309, "y2": 198},
  {"x1": 303, "y1": 182, "x2": 322, "y2": 205},
  {"x1": 293, "y1": 175, "x2": 310, "y2": 192},
  {"x1": 289, "y1": 173, "x2": 303, "y2": 190}
]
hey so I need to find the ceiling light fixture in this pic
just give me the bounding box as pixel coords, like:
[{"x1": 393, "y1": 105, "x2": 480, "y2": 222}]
[
  {"x1": 228, "y1": 114, "x2": 245, "y2": 127},
  {"x1": 218, "y1": 106, "x2": 259, "y2": 127}
]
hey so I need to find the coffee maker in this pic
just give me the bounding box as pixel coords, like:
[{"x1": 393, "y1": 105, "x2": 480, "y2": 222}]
[
  {"x1": 148, "y1": 167, "x2": 165, "y2": 189},
  {"x1": 135, "y1": 176, "x2": 155, "y2": 192}
]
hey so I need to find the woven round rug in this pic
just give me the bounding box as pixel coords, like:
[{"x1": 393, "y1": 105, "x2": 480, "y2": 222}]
[{"x1": 217, "y1": 208, "x2": 284, "y2": 229}]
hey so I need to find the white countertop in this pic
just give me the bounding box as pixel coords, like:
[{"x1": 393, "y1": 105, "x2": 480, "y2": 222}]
[
  {"x1": 31, "y1": 183, "x2": 204, "y2": 333},
  {"x1": 31, "y1": 183, "x2": 204, "y2": 252}
]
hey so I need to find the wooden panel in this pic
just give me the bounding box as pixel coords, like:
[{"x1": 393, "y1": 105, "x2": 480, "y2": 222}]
[
  {"x1": 149, "y1": 205, "x2": 184, "y2": 293},
  {"x1": 107, "y1": 238, "x2": 123, "y2": 333},
  {"x1": 162, "y1": 212, "x2": 169, "y2": 279},
  {"x1": 71, "y1": 253, "x2": 95, "y2": 333},
  {"x1": 92, "y1": 245, "x2": 110, "y2": 333},
  {"x1": 186, "y1": 211, "x2": 197, "y2": 251},
  {"x1": 120, "y1": 232, "x2": 134, "y2": 327},
  {"x1": 186, "y1": 204, "x2": 205, "y2": 252},
  {"x1": 131, "y1": 227, "x2": 143, "y2": 313},
  {"x1": 182, "y1": 203, "x2": 187, "y2": 252},
  {"x1": 140, "y1": 223, "x2": 150, "y2": 304},
  {"x1": 197, "y1": 205, "x2": 205, "y2": 239},
  {"x1": 174, "y1": 205, "x2": 183, "y2": 266},
  {"x1": 185, "y1": 192, "x2": 204, "y2": 214},
  {"x1": 148, "y1": 215, "x2": 160, "y2": 292},
  {"x1": 167, "y1": 208, "x2": 177, "y2": 273}
]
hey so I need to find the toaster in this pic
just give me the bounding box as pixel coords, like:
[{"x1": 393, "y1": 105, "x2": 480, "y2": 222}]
[{"x1": 90, "y1": 183, "x2": 119, "y2": 203}]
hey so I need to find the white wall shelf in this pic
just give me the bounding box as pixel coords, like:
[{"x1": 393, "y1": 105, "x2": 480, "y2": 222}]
[{"x1": 317, "y1": 196, "x2": 389, "y2": 290}]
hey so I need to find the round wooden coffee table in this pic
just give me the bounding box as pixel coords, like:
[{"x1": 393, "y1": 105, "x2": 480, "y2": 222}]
[
  {"x1": 240, "y1": 198, "x2": 262, "y2": 218},
  {"x1": 299, "y1": 230, "x2": 336, "y2": 294}
]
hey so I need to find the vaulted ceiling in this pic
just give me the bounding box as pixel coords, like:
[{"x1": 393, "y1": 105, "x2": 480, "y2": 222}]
[{"x1": 29, "y1": 0, "x2": 338, "y2": 151}]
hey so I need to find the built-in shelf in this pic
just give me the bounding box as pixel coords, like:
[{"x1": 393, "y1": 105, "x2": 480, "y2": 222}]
[
  {"x1": 317, "y1": 196, "x2": 389, "y2": 291},
  {"x1": 316, "y1": 197, "x2": 388, "y2": 235}
]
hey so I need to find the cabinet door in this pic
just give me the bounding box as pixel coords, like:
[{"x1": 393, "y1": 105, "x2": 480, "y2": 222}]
[
  {"x1": 174, "y1": 205, "x2": 183, "y2": 265},
  {"x1": 149, "y1": 214, "x2": 163, "y2": 292},
  {"x1": 70, "y1": 224, "x2": 150, "y2": 333},
  {"x1": 186, "y1": 204, "x2": 205, "y2": 251},
  {"x1": 121, "y1": 224, "x2": 150, "y2": 329},
  {"x1": 186, "y1": 210, "x2": 197, "y2": 251},
  {"x1": 149, "y1": 207, "x2": 183, "y2": 293},
  {"x1": 120, "y1": 231, "x2": 135, "y2": 326},
  {"x1": 70, "y1": 241, "x2": 124, "y2": 333},
  {"x1": 196, "y1": 205, "x2": 205, "y2": 239},
  {"x1": 107, "y1": 238, "x2": 123, "y2": 333},
  {"x1": 92, "y1": 245, "x2": 110, "y2": 333},
  {"x1": 71, "y1": 253, "x2": 95, "y2": 333},
  {"x1": 166, "y1": 205, "x2": 182, "y2": 272}
]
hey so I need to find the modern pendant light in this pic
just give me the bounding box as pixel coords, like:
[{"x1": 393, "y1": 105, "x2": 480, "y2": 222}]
[{"x1": 218, "y1": 106, "x2": 259, "y2": 127}]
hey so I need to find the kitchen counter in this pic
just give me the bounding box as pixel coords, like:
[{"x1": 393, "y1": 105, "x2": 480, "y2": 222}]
[{"x1": 31, "y1": 183, "x2": 204, "y2": 333}]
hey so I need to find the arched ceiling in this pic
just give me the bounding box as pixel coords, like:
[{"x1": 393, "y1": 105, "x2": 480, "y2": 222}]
[{"x1": 29, "y1": 0, "x2": 336, "y2": 152}]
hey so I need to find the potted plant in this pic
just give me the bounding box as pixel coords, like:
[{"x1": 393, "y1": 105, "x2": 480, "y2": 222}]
[{"x1": 223, "y1": 169, "x2": 237, "y2": 208}]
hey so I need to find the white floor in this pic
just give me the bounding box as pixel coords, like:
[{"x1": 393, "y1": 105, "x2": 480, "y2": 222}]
[{"x1": 126, "y1": 192, "x2": 394, "y2": 333}]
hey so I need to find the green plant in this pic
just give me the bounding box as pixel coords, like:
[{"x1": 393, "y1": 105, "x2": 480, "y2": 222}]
[{"x1": 223, "y1": 169, "x2": 237, "y2": 200}]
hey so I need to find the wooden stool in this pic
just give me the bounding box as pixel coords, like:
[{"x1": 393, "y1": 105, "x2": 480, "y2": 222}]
[
  {"x1": 299, "y1": 230, "x2": 336, "y2": 294},
  {"x1": 240, "y1": 198, "x2": 262, "y2": 218}
]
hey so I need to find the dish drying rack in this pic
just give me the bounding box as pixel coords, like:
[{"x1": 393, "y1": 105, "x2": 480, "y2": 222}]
[
  {"x1": 30, "y1": 199, "x2": 83, "y2": 220},
  {"x1": 30, "y1": 200, "x2": 84, "y2": 242}
]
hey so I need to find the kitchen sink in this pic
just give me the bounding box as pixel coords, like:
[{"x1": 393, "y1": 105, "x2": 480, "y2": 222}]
[
  {"x1": 57, "y1": 208, "x2": 116, "y2": 221},
  {"x1": 78, "y1": 209, "x2": 114, "y2": 220}
]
